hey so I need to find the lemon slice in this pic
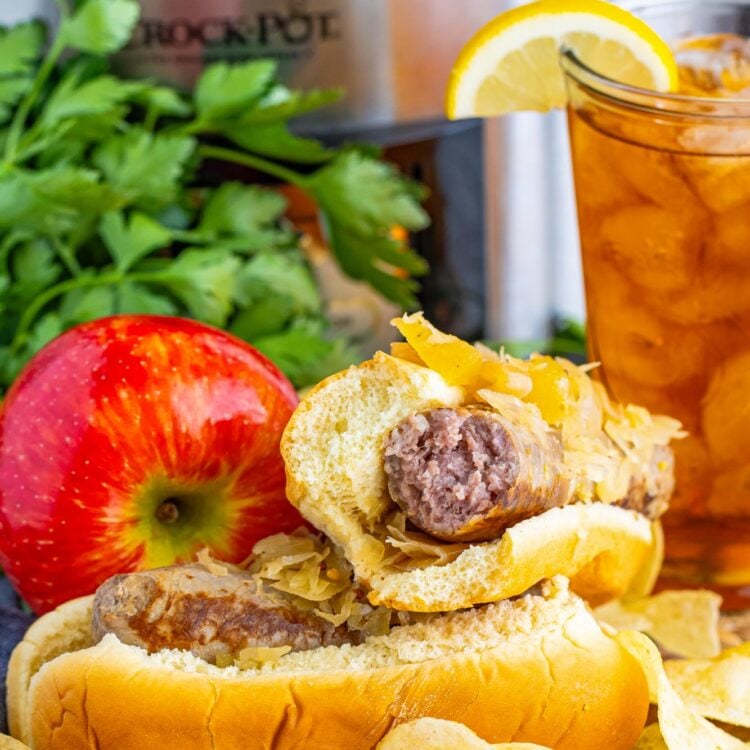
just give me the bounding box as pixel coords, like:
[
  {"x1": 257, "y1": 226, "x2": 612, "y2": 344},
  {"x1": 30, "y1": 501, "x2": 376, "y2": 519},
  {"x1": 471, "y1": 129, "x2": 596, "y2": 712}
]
[{"x1": 446, "y1": 0, "x2": 679, "y2": 119}]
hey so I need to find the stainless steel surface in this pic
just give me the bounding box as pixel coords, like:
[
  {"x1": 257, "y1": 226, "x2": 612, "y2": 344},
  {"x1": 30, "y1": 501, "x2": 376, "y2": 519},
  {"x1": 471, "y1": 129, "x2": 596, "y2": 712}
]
[
  {"x1": 114, "y1": 0, "x2": 502, "y2": 129},
  {"x1": 0, "y1": 1, "x2": 55, "y2": 26}
]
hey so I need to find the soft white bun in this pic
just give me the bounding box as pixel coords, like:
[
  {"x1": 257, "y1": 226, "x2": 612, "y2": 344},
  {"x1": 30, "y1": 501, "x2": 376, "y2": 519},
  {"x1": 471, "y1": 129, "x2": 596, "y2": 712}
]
[
  {"x1": 282, "y1": 352, "x2": 657, "y2": 612},
  {"x1": 8, "y1": 579, "x2": 648, "y2": 750},
  {"x1": 0, "y1": 736, "x2": 29, "y2": 750}
]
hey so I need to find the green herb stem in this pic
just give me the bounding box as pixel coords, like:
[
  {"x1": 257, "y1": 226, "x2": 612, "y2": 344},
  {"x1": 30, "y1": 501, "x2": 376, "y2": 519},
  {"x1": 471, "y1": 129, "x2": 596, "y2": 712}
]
[
  {"x1": 198, "y1": 144, "x2": 306, "y2": 187},
  {"x1": 5, "y1": 33, "x2": 67, "y2": 163},
  {"x1": 0, "y1": 231, "x2": 25, "y2": 275},
  {"x1": 12, "y1": 272, "x2": 120, "y2": 351},
  {"x1": 11, "y1": 266, "x2": 183, "y2": 351},
  {"x1": 50, "y1": 235, "x2": 82, "y2": 277}
]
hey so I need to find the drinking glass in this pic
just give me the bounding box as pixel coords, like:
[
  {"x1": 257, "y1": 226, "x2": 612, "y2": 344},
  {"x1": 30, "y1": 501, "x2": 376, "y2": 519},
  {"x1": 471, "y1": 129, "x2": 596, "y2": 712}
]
[{"x1": 563, "y1": 1, "x2": 750, "y2": 605}]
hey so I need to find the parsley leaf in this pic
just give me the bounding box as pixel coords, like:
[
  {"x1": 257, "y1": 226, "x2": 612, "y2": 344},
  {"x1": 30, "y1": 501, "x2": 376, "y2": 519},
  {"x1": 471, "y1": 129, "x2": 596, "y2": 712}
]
[
  {"x1": 100, "y1": 211, "x2": 172, "y2": 272},
  {"x1": 0, "y1": 3, "x2": 430, "y2": 395},
  {"x1": 60, "y1": 0, "x2": 140, "y2": 55},
  {"x1": 251, "y1": 320, "x2": 360, "y2": 389},
  {"x1": 223, "y1": 123, "x2": 333, "y2": 164},
  {"x1": 0, "y1": 22, "x2": 45, "y2": 122},
  {"x1": 147, "y1": 249, "x2": 242, "y2": 326},
  {"x1": 8, "y1": 240, "x2": 61, "y2": 307},
  {"x1": 0, "y1": 172, "x2": 77, "y2": 234},
  {"x1": 137, "y1": 87, "x2": 192, "y2": 118},
  {"x1": 230, "y1": 294, "x2": 295, "y2": 340},
  {"x1": 31, "y1": 167, "x2": 125, "y2": 213},
  {"x1": 40, "y1": 72, "x2": 143, "y2": 128},
  {"x1": 234, "y1": 252, "x2": 321, "y2": 315},
  {"x1": 0, "y1": 79, "x2": 32, "y2": 123},
  {"x1": 305, "y1": 151, "x2": 429, "y2": 307},
  {"x1": 237, "y1": 86, "x2": 344, "y2": 125},
  {"x1": 26, "y1": 312, "x2": 63, "y2": 356},
  {"x1": 198, "y1": 183, "x2": 286, "y2": 237},
  {"x1": 0, "y1": 22, "x2": 44, "y2": 77},
  {"x1": 309, "y1": 151, "x2": 429, "y2": 234},
  {"x1": 195, "y1": 60, "x2": 276, "y2": 121},
  {"x1": 93, "y1": 129, "x2": 196, "y2": 207},
  {"x1": 60, "y1": 285, "x2": 115, "y2": 326},
  {"x1": 115, "y1": 282, "x2": 177, "y2": 316}
]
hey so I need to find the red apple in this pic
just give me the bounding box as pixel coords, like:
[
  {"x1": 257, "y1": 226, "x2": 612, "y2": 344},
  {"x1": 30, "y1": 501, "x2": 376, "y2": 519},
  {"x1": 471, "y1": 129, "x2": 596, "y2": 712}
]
[{"x1": 0, "y1": 315, "x2": 304, "y2": 614}]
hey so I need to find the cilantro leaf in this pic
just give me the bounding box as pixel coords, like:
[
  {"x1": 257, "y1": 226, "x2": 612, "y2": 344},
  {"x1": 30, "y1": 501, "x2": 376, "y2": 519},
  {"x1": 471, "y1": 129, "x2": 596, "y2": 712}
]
[
  {"x1": 93, "y1": 129, "x2": 196, "y2": 207},
  {"x1": 0, "y1": 21, "x2": 44, "y2": 77},
  {"x1": 60, "y1": 0, "x2": 140, "y2": 55},
  {"x1": 195, "y1": 60, "x2": 276, "y2": 121},
  {"x1": 115, "y1": 282, "x2": 177, "y2": 316},
  {"x1": 198, "y1": 183, "x2": 286, "y2": 237},
  {"x1": 305, "y1": 151, "x2": 429, "y2": 306},
  {"x1": 100, "y1": 211, "x2": 172, "y2": 271},
  {"x1": 223, "y1": 123, "x2": 333, "y2": 164},
  {"x1": 147, "y1": 248, "x2": 242, "y2": 326},
  {"x1": 41, "y1": 73, "x2": 144, "y2": 128}
]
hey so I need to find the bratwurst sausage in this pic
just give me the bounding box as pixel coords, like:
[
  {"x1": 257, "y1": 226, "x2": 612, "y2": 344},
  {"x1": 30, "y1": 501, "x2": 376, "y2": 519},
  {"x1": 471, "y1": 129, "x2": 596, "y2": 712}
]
[
  {"x1": 383, "y1": 407, "x2": 673, "y2": 543},
  {"x1": 92, "y1": 562, "x2": 354, "y2": 664}
]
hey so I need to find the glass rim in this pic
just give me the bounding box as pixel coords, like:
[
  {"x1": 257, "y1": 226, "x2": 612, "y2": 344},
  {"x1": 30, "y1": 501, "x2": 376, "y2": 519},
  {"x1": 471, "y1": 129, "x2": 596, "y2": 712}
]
[
  {"x1": 560, "y1": 49, "x2": 750, "y2": 119},
  {"x1": 559, "y1": 0, "x2": 750, "y2": 119}
]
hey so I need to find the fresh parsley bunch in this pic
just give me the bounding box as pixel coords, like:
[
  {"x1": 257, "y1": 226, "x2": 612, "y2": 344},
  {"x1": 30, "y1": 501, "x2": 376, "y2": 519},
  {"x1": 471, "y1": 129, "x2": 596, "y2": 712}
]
[{"x1": 0, "y1": 0, "x2": 429, "y2": 392}]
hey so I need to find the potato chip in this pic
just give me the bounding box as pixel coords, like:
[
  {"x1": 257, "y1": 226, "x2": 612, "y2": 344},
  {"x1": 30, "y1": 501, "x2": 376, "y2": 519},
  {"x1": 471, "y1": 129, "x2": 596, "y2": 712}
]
[
  {"x1": 623, "y1": 521, "x2": 664, "y2": 600},
  {"x1": 665, "y1": 642, "x2": 750, "y2": 728},
  {"x1": 634, "y1": 724, "x2": 668, "y2": 750},
  {"x1": 616, "y1": 630, "x2": 747, "y2": 750},
  {"x1": 376, "y1": 718, "x2": 551, "y2": 750},
  {"x1": 392, "y1": 313, "x2": 484, "y2": 387},
  {"x1": 597, "y1": 589, "x2": 721, "y2": 659}
]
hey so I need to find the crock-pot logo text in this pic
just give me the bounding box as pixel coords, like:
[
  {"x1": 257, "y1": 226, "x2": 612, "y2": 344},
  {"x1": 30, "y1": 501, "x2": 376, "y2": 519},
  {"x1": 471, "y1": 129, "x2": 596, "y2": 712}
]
[{"x1": 128, "y1": 12, "x2": 341, "y2": 49}]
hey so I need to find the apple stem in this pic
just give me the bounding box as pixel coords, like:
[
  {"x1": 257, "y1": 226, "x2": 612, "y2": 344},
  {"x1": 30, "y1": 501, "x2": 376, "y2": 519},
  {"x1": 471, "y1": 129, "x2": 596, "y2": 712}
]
[{"x1": 156, "y1": 499, "x2": 180, "y2": 524}]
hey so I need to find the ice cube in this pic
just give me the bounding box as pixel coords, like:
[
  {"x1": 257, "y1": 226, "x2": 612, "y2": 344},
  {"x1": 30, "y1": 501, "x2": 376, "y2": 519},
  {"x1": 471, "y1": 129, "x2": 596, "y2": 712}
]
[
  {"x1": 707, "y1": 463, "x2": 750, "y2": 516},
  {"x1": 702, "y1": 350, "x2": 750, "y2": 469},
  {"x1": 678, "y1": 153, "x2": 750, "y2": 213},
  {"x1": 673, "y1": 435, "x2": 712, "y2": 514},
  {"x1": 707, "y1": 203, "x2": 750, "y2": 268},
  {"x1": 676, "y1": 34, "x2": 750, "y2": 98},
  {"x1": 586, "y1": 261, "x2": 707, "y2": 388},
  {"x1": 598, "y1": 204, "x2": 707, "y2": 293}
]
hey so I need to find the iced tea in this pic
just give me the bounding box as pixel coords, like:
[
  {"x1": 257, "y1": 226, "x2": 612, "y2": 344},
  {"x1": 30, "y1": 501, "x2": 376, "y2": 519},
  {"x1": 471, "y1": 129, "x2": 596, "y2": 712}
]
[{"x1": 564, "y1": 25, "x2": 750, "y2": 602}]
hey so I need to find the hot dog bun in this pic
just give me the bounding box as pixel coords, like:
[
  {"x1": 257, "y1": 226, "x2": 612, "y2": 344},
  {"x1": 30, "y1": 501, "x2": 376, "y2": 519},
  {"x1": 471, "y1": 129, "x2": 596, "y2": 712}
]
[
  {"x1": 282, "y1": 352, "x2": 669, "y2": 612},
  {"x1": 376, "y1": 718, "x2": 552, "y2": 749},
  {"x1": 0, "y1": 736, "x2": 29, "y2": 750},
  {"x1": 8, "y1": 579, "x2": 648, "y2": 750}
]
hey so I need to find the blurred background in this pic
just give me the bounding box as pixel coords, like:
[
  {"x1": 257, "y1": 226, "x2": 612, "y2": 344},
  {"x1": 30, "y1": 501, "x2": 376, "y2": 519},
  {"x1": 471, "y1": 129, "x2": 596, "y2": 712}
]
[{"x1": 5, "y1": 0, "x2": 584, "y2": 353}]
